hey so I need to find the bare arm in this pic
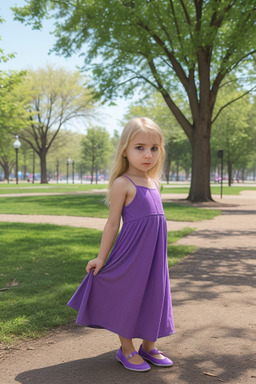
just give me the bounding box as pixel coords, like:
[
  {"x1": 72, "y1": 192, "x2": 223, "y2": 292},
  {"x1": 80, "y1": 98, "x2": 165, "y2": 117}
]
[{"x1": 86, "y1": 178, "x2": 128, "y2": 275}]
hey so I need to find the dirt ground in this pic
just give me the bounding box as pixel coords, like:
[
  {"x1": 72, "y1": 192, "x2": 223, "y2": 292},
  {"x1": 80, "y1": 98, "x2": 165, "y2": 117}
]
[{"x1": 0, "y1": 191, "x2": 256, "y2": 384}]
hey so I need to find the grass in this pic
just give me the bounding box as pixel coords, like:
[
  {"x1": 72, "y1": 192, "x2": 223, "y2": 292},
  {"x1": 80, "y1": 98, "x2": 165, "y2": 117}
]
[
  {"x1": 1, "y1": 183, "x2": 256, "y2": 196},
  {"x1": 0, "y1": 195, "x2": 221, "y2": 221},
  {"x1": 0, "y1": 222, "x2": 195, "y2": 344},
  {"x1": 0, "y1": 183, "x2": 108, "y2": 194},
  {"x1": 167, "y1": 228, "x2": 196, "y2": 267},
  {"x1": 162, "y1": 185, "x2": 256, "y2": 195},
  {"x1": 163, "y1": 202, "x2": 220, "y2": 221}
]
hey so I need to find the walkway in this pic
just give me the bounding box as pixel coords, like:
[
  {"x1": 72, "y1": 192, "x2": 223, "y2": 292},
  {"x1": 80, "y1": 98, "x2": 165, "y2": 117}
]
[{"x1": 0, "y1": 191, "x2": 255, "y2": 383}]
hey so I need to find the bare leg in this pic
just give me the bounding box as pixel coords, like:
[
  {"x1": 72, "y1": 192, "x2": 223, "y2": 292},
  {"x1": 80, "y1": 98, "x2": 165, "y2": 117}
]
[
  {"x1": 118, "y1": 336, "x2": 145, "y2": 365},
  {"x1": 142, "y1": 339, "x2": 165, "y2": 360}
]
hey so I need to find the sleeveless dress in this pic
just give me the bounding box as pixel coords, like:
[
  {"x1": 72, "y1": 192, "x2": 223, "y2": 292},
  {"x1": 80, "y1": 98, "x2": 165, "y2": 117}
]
[{"x1": 67, "y1": 176, "x2": 175, "y2": 342}]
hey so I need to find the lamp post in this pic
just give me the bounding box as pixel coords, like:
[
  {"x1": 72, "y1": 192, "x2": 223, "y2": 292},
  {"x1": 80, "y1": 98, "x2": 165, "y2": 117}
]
[
  {"x1": 72, "y1": 160, "x2": 75, "y2": 184},
  {"x1": 13, "y1": 136, "x2": 21, "y2": 184},
  {"x1": 67, "y1": 158, "x2": 71, "y2": 183}
]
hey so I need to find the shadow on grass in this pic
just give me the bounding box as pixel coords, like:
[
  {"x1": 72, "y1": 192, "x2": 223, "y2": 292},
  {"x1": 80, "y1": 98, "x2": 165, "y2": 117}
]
[
  {"x1": 0, "y1": 222, "x2": 194, "y2": 343},
  {"x1": 0, "y1": 223, "x2": 103, "y2": 340},
  {"x1": 0, "y1": 195, "x2": 109, "y2": 217}
]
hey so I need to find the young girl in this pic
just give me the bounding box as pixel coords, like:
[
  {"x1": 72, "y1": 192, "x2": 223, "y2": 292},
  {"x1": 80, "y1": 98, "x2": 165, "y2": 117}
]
[{"x1": 67, "y1": 117, "x2": 175, "y2": 372}]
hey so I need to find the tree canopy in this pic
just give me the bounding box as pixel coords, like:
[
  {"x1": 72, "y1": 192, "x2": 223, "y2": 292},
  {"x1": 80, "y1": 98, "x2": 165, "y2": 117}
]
[
  {"x1": 13, "y1": 0, "x2": 256, "y2": 200},
  {"x1": 17, "y1": 65, "x2": 96, "y2": 183}
]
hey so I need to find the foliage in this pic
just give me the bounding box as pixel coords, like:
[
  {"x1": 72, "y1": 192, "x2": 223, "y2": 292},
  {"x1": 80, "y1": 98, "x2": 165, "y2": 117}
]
[
  {"x1": 0, "y1": 15, "x2": 15, "y2": 64},
  {"x1": 0, "y1": 71, "x2": 27, "y2": 134},
  {"x1": 16, "y1": 65, "x2": 97, "y2": 183},
  {"x1": 0, "y1": 132, "x2": 16, "y2": 180},
  {"x1": 46, "y1": 130, "x2": 84, "y2": 179},
  {"x1": 81, "y1": 126, "x2": 113, "y2": 183},
  {"x1": 211, "y1": 79, "x2": 256, "y2": 184},
  {"x1": 12, "y1": 0, "x2": 256, "y2": 201},
  {"x1": 0, "y1": 71, "x2": 28, "y2": 180}
]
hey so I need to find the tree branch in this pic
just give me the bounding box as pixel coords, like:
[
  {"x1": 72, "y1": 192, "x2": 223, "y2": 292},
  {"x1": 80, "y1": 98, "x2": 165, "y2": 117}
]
[
  {"x1": 136, "y1": 21, "x2": 190, "y2": 91},
  {"x1": 212, "y1": 85, "x2": 256, "y2": 125},
  {"x1": 147, "y1": 57, "x2": 193, "y2": 139}
]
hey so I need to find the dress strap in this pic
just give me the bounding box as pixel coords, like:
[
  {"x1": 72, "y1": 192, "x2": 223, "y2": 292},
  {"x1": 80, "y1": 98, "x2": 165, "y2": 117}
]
[
  {"x1": 121, "y1": 175, "x2": 137, "y2": 186},
  {"x1": 153, "y1": 179, "x2": 160, "y2": 191}
]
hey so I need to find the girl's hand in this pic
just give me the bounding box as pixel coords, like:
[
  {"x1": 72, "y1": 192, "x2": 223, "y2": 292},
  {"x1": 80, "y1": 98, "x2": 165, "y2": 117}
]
[{"x1": 86, "y1": 258, "x2": 105, "y2": 276}]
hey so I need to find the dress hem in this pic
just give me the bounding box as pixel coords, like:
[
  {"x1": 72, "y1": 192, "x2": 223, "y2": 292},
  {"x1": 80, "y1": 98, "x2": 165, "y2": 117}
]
[{"x1": 73, "y1": 317, "x2": 175, "y2": 342}]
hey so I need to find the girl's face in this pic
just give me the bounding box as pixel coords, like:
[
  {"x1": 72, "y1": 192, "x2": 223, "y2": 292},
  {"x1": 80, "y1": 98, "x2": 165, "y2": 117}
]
[{"x1": 123, "y1": 131, "x2": 161, "y2": 176}]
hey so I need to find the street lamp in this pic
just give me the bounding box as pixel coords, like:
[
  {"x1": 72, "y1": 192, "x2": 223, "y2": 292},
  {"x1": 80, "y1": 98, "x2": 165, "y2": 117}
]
[
  {"x1": 67, "y1": 158, "x2": 71, "y2": 183},
  {"x1": 13, "y1": 136, "x2": 21, "y2": 184}
]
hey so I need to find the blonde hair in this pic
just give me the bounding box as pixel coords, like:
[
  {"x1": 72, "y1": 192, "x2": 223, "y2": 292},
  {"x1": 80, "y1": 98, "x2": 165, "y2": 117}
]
[{"x1": 106, "y1": 117, "x2": 165, "y2": 204}]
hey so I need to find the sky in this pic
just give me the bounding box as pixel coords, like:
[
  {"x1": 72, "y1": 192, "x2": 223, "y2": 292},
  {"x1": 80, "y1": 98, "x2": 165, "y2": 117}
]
[{"x1": 0, "y1": 0, "x2": 132, "y2": 135}]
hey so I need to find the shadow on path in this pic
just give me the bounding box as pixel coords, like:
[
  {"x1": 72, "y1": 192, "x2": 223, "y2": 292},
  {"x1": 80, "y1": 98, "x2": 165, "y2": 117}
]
[
  {"x1": 15, "y1": 351, "x2": 171, "y2": 384},
  {"x1": 15, "y1": 349, "x2": 256, "y2": 384},
  {"x1": 171, "y1": 247, "x2": 256, "y2": 306}
]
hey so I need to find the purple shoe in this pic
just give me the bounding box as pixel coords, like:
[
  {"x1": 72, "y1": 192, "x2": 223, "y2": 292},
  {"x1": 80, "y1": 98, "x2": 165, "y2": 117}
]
[
  {"x1": 138, "y1": 345, "x2": 173, "y2": 367},
  {"x1": 116, "y1": 347, "x2": 151, "y2": 372}
]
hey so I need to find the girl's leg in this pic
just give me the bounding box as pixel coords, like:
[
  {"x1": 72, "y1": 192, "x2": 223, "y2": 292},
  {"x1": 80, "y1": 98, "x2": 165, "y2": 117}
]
[
  {"x1": 118, "y1": 335, "x2": 145, "y2": 364},
  {"x1": 142, "y1": 339, "x2": 165, "y2": 360}
]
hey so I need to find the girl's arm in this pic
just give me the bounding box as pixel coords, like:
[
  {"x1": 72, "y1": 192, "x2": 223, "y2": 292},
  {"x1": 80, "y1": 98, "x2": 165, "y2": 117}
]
[{"x1": 86, "y1": 177, "x2": 128, "y2": 276}]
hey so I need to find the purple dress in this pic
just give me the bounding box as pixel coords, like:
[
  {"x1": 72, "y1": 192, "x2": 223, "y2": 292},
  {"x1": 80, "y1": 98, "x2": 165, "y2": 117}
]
[{"x1": 67, "y1": 176, "x2": 174, "y2": 342}]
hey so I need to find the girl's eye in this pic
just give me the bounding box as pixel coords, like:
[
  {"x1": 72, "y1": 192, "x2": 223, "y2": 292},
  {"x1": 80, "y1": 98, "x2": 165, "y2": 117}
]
[
  {"x1": 136, "y1": 146, "x2": 143, "y2": 150},
  {"x1": 152, "y1": 146, "x2": 158, "y2": 152}
]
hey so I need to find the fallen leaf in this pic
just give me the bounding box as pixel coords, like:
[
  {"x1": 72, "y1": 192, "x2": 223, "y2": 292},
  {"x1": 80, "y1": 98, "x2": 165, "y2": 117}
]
[
  {"x1": 5, "y1": 279, "x2": 19, "y2": 287},
  {"x1": 204, "y1": 372, "x2": 218, "y2": 377}
]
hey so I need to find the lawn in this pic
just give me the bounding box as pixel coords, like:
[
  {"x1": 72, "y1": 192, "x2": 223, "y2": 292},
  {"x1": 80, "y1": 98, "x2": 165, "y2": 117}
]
[
  {"x1": 0, "y1": 195, "x2": 221, "y2": 221},
  {"x1": 1, "y1": 183, "x2": 256, "y2": 196},
  {"x1": 0, "y1": 222, "x2": 195, "y2": 344},
  {"x1": 162, "y1": 185, "x2": 256, "y2": 195},
  {"x1": 0, "y1": 183, "x2": 108, "y2": 194}
]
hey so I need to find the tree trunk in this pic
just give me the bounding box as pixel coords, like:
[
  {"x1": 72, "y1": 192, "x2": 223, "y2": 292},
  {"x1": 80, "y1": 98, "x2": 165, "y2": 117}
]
[
  {"x1": 227, "y1": 161, "x2": 232, "y2": 187},
  {"x1": 188, "y1": 124, "x2": 213, "y2": 202},
  {"x1": 176, "y1": 159, "x2": 179, "y2": 182},
  {"x1": 91, "y1": 163, "x2": 94, "y2": 184},
  {"x1": 164, "y1": 158, "x2": 171, "y2": 184},
  {"x1": 39, "y1": 150, "x2": 48, "y2": 183},
  {"x1": 241, "y1": 168, "x2": 245, "y2": 182},
  {"x1": 3, "y1": 162, "x2": 10, "y2": 183},
  {"x1": 164, "y1": 142, "x2": 172, "y2": 184}
]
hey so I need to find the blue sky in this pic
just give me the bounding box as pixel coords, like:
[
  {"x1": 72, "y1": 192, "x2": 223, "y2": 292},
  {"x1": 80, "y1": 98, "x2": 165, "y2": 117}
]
[{"x1": 0, "y1": 0, "x2": 131, "y2": 135}]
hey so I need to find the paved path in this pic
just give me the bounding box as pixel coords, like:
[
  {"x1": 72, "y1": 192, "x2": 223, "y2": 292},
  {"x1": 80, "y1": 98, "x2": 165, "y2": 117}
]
[{"x1": 0, "y1": 191, "x2": 256, "y2": 384}]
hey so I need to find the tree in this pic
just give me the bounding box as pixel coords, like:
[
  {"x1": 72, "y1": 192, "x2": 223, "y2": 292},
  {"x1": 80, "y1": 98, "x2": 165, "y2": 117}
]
[
  {"x1": 211, "y1": 82, "x2": 256, "y2": 186},
  {"x1": 81, "y1": 126, "x2": 112, "y2": 184},
  {"x1": 17, "y1": 66, "x2": 96, "y2": 183},
  {"x1": 0, "y1": 71, "x2": 26, "y2": 133},
  {"x1": 13, "y1": 0, "x2": 256, "y2": 201},
  {"x1": 0, "y1": 133, "x2": 15, "y2": 182},
  {"x1": 0, "y1": 15, "x2": 15, "y2": 65},
  {"x1": 47, "y1": 130, "x2": 84, "y2": 181},
  {"x1": 0, "y1": 71, "x2": 27, "y2": 181}
]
